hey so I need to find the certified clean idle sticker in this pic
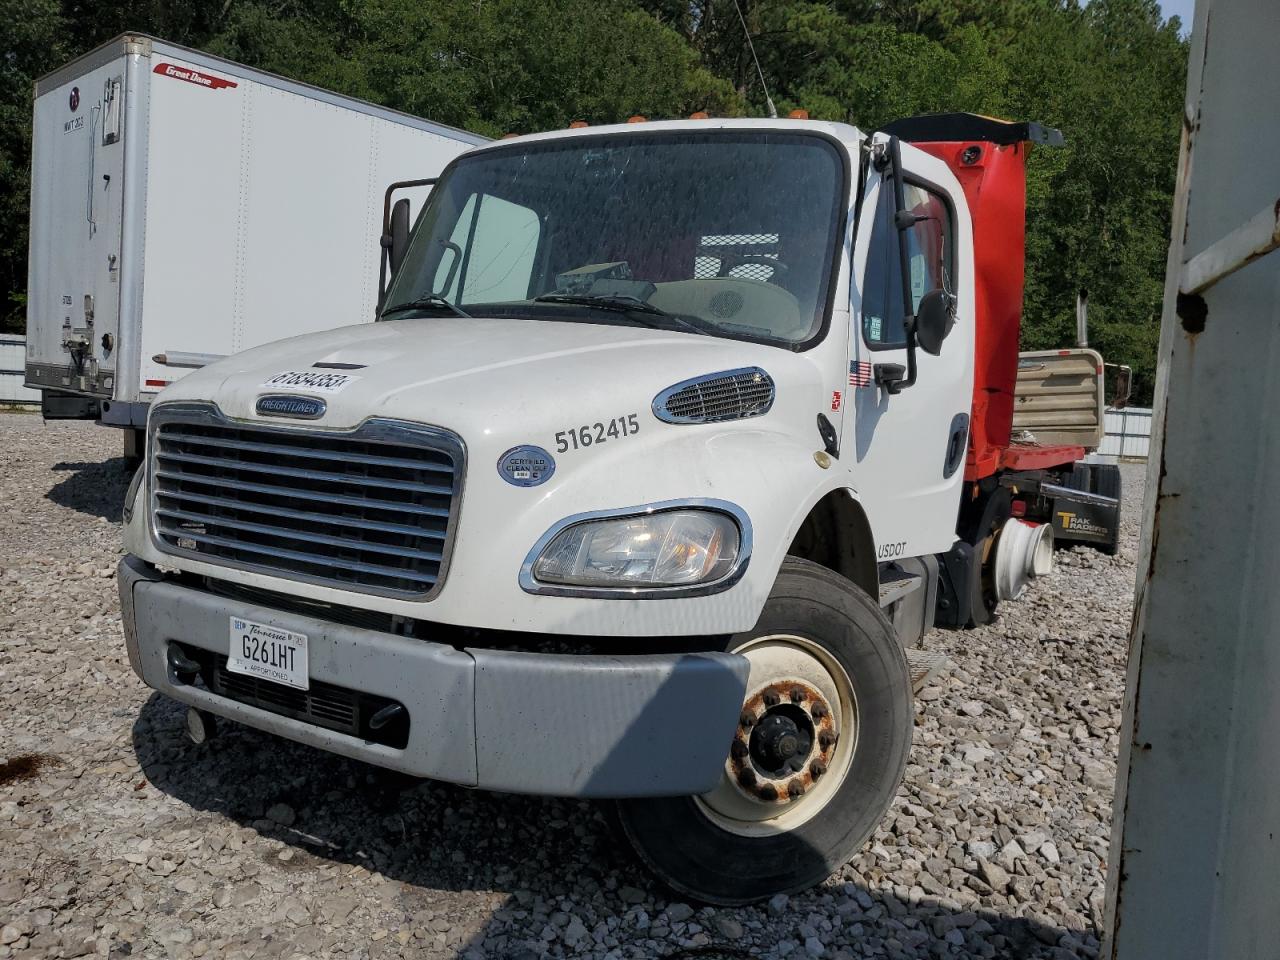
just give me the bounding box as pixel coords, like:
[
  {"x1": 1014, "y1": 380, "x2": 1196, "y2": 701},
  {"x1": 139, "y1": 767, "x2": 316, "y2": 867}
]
[
  {"x1": 260, "y1": 370, "x2": 359, "y2": 394},
  {"x1": 497, "y1": 446, "x2": 556, "y2": 487}
]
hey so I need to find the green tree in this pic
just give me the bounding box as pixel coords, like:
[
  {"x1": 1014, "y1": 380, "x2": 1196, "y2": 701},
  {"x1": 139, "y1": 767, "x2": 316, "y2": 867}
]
[
  {"x1": 1, "y1": 0, "x2": 1188, "y2": 403},
  {"x1": 646, "y1": 0, "x2": 1185, "y2": 401},
  {"x1": 0, "y1": 0, "x2": 734, "y2": 332},
  {"x1": 0, "y1": 0, "x2": 68, "y2": 331}
]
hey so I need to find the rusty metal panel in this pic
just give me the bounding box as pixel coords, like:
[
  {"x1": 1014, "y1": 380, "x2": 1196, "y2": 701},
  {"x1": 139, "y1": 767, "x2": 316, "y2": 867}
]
[{"x1": 1103, "y1": 1, "x2": 1280, "y2": 958}]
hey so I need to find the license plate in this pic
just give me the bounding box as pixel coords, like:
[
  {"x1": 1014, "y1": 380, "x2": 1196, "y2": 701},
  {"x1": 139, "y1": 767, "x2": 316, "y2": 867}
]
[{"x1": 227, "y1": 616, "x2": 309, "y2": 690}]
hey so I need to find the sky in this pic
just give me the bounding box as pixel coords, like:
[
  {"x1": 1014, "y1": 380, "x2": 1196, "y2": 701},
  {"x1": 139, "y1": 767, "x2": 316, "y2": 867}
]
[{"x1": 1159, "y1": 0, "x2": 1196, "y2": 33}]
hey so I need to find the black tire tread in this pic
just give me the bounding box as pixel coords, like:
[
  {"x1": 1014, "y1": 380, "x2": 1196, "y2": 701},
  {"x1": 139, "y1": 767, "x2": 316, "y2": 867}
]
[{"x1": 615, "y1": 557, "x2": 913, "y2": 905}]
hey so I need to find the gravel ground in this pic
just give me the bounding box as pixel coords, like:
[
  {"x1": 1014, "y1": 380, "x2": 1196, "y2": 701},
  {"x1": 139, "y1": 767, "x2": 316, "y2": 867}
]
[{"x1": 0, "y1": 413, "x2": 1142, "y2": 960}]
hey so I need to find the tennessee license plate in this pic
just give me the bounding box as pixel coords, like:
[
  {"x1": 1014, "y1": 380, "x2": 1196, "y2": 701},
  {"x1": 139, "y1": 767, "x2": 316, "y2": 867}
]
[{"x1": 227, "y1": 616, "x2": 309, "y2": 690}]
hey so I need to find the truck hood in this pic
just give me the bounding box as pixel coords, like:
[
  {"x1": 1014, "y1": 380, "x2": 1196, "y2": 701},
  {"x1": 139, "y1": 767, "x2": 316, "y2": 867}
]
[{"x1": 156, "y1": 316, "x2": 816, "y2": 432}]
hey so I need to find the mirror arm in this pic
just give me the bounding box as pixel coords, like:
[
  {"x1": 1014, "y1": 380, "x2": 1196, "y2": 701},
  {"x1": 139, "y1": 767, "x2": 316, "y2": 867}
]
[
  {"x1": 378, "y1": 177, "x2": 437, "y2": 311},
  {"x1": 885, "y1": 135, "x2": 919, "y2": 394}
]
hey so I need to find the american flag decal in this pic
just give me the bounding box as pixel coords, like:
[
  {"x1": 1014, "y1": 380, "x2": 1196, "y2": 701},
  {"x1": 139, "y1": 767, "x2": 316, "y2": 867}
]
[{"x1": 849, "y1": 360, "x2": 873, "y2": 387}]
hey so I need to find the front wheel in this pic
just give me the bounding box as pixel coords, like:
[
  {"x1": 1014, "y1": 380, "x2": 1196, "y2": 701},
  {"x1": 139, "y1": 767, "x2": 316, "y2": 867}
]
[{"x1": 616, "y1": 558, "x2": 913, "y2": 904}]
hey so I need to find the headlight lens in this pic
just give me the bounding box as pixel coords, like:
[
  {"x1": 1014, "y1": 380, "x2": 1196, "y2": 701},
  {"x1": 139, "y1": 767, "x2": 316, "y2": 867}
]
[{"x1": 532, "y1": 509, "x2": 741, "y2": 588}]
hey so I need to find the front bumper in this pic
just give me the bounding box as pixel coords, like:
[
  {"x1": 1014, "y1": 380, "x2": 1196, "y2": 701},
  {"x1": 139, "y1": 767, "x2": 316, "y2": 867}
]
[{"x1": 118, "y1": 557, "x2": 750, "y2": 798}]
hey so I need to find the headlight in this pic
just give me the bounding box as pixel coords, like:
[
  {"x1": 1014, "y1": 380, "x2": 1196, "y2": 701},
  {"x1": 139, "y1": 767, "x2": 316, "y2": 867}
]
[{"x1": 529, "y1": 507, "x2": 744, "y2": 592}]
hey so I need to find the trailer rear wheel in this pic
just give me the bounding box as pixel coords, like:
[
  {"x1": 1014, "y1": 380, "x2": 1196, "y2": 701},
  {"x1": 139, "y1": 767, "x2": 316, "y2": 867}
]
[{"x1": 615, "y1": 557, "x2": 913, "y2": 904}]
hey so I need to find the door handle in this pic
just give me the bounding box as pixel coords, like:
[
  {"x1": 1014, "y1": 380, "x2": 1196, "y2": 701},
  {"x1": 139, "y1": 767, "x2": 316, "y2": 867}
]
[
  {"x1": 943, "y1": 413, "x2": 970, "y2": 478},
  {"x1": 874, "y1": 362, "x2": 906, "y2": 388}
]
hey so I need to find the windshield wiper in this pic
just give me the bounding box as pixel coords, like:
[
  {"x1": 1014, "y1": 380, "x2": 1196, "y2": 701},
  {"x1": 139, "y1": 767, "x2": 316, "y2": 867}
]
[
  {"x1": 533, "y1": 293, "x2": 709, "y2": 335},
  {"x1": 382, "y1": 294, "x2": 472, "y2": 319}
]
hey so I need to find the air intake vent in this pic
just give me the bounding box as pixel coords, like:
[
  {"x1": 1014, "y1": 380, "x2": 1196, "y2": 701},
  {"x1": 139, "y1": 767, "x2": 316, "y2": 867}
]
[{"x1": 653, "y1": 367, "x2": 775, "y2": 424}]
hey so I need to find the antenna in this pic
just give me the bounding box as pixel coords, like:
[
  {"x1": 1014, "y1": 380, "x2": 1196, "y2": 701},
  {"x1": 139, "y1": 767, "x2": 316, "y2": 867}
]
[{"x1": 731, "y1": 0, "x2": 777, "y2": 119}]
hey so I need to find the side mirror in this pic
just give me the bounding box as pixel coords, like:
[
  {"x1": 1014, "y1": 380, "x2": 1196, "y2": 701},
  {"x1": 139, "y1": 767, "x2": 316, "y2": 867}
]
[
  {"x1": 387, "y1": 198, "x2": 411, "y2": 275},
  {"x1": 378, "y1": 177, "x2": 436, "y2": 311},
  {"x1": 915, "y1": 288, "x2": 954, "y2": 356},
  {"x1": 1106, "y1": 363, "x2": 1132, "y2": 409}
]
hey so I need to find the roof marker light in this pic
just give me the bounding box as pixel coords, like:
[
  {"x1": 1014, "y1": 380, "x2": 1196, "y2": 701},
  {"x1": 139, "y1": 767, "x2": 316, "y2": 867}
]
[{"x1": 788, "y1": 109, "x2": 810, "y2": 120}]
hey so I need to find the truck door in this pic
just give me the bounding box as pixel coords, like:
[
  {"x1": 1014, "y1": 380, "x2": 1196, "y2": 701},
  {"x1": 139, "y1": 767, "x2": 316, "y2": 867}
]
[
  {"x1": 29, "y1": 63, "x2": 127, "y2": 399},
  {"x1": 845, "y1": 141, "x2": 974, "y2": 560}
]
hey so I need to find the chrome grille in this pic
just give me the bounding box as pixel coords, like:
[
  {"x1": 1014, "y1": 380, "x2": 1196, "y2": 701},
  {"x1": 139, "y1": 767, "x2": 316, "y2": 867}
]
[
  {"x1": 149, "y1": 404, "x2": 464, "y2": 599},
  {"x1": 653, "y1": 367, "x2": 775, "y2": 424}
]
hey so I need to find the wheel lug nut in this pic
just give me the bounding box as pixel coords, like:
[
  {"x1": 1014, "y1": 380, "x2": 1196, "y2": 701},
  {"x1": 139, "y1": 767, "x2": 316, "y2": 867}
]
[
  {"x1": 740, "y1": 712, "x2": 754, "y2": 728},
  {"x1": 758, "y1": 784, "x2": 778, "y2": 802},
  {"x1": 810, "y1": 759, "x2": 827, "y2": 779},
  {"x1": 811, "y1": 702, "x2": 829, "y2": 720},
  {"x1": 730, "y1": 740, "x2": 749, "y2": 760},
  {"x1": 787, "y1": 780, "x2": 805, "y2": 799},
  {"x1": 790, "y1": 687, "x2": 806, "y2": 703},
  {"x1": 762, "y1": 691, "x2": 781, "y2": 707},
  {"x1": 818, "y1": 731, "x2": 835, "y2": 750},
  {"x1": 737, "y1": 767, "x2": 757, "y2": 788}
]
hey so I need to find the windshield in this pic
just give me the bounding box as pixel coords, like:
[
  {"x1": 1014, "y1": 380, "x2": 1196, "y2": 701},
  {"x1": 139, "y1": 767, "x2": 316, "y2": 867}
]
[{"x1": 383, "y1": 131, "x2": 845, "y2": 346}]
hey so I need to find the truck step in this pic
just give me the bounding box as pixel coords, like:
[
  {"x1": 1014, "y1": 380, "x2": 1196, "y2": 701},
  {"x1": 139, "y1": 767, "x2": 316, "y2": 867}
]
[
  {"x1": 878, "y1": 571, "x2": 922, "y2": 608},
  {"x1": 905, "y1": 648, "x2": 952, "y2": 694}
]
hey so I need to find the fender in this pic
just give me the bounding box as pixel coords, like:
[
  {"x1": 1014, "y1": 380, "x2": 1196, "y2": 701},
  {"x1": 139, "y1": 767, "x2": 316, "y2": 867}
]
[{"x1": 773, "y1": 484, "x2": 879, "y2": 600}]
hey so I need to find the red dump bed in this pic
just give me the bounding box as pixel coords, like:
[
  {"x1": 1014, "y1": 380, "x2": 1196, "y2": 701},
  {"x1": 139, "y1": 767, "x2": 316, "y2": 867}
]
[{"x1": 880, "y1": 114, "x2": 1070, "y2": 480}]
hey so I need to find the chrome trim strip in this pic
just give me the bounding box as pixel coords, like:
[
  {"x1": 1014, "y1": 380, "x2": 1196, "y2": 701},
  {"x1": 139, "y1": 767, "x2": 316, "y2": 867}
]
[
  {"x1": 153, "y1": 469, "x2": 451, "y2": 518},
  {"x1": 155, "y1": 508, "x2": 445, "y2": 561},
  {"x1": 519, "y1": 498, "x2": 752, "y2": 599},
  {"x1": 155, "y1": 448, "x2": 453, "y2": 494},
  {"x1": 651, "y1": 366, "x2": 776, "y2": 424},
  {"x1": 1039, "y1": 482, "x2": 1120, "y2": 508},
  {"x1": 154, "y1": 527, "x2": 441, "y2": 584},
  {"x1": 148, "y1": 401, "x2": 466, "y2": 601},
  {"x1": 163, "y1": 430, "x2": 454, "y2": 473},
  {"x1": 154, "y1": 488, "x2": 444, "y2": 538}
]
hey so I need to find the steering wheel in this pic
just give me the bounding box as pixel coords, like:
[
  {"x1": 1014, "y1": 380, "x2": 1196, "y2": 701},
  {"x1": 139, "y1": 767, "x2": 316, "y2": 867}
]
[{"x1": 715, "y1": 253, "x2": 790, "y2": 280}]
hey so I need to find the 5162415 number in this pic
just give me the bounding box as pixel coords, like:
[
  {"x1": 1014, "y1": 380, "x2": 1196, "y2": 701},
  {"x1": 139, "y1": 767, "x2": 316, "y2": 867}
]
[{"x1": 555, "y1": 414, "x2": 640, "y2": 453}]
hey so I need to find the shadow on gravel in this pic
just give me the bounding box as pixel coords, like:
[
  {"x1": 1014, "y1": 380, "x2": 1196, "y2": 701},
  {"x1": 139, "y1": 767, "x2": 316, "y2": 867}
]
[
  {"x1": 46, "y1": 458, "x2": 132, "y2": 522},
  {"x1": 133, "y1": 693, "x2": 1081, "y2": 959}
]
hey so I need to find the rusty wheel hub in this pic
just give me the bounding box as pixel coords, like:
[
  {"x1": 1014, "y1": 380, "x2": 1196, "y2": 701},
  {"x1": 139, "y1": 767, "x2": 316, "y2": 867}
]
[
  {"x1": 696, "y1": 634, "x2": 857, "y2": 835},
  {"x1": 729, "y1": 678, "x2": 837, "y2": 807}
]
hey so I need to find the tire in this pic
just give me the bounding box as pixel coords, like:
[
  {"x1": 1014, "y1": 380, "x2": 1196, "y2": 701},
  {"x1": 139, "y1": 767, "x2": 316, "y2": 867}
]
[
  {"x1": 615, "y1": 557, "x2": 913, "y2": 905},
  {"x1": 1090, "y1": 463, "x2": 1122, "y2": 555},
  {"x1": 1092, "y1": 462, "x2": 1121, "y2": 500},
  {"x1": 1061, "y1": 462, "x2": 1092, "y2": 492}
]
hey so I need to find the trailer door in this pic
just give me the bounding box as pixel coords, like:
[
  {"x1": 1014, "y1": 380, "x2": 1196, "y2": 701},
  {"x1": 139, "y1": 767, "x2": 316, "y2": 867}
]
[{"x1": 27, "y1": 61, "x2": 128, "y2": 400}]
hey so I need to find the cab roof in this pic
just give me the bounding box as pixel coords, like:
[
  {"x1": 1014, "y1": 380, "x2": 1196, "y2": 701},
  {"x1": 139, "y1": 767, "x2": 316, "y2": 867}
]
[{"x1": 467, "y1": 117, "x2": 865, "y2": 154}]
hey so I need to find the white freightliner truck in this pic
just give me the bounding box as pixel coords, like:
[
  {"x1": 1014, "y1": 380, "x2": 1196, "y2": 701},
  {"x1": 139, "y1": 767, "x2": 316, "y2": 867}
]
[
  {"x1": 117, "y1": 112, "x2": 1120, "y2": 903},
  {"x1": 24, "y1": 34, "x2": 485, "y2": 460}
]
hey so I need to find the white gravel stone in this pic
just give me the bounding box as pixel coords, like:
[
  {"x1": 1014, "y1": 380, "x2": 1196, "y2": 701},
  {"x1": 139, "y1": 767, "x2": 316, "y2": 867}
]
[{"x1": 0, "y1": 417, "x2": 1143, "y2": 959}]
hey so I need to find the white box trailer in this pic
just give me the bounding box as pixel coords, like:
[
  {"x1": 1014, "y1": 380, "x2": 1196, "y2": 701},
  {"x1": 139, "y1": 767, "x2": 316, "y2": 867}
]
[{"x1": 24, "y1": 33, "x2": 487, "y2": 455}]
